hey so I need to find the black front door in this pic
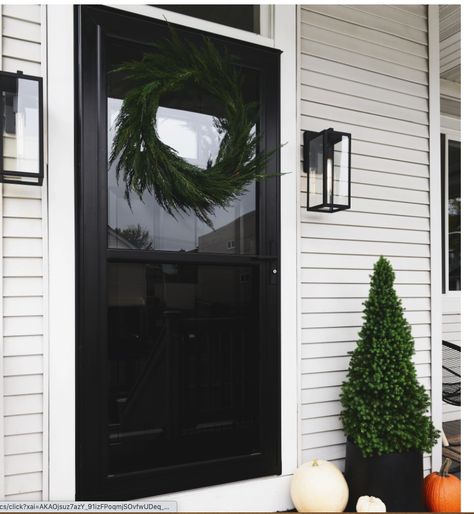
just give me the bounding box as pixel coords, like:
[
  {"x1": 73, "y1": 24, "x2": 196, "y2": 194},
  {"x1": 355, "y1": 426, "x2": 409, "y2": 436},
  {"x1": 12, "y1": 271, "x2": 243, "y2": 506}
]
[{"x1": 76, "y1": 6, "x2": 281, "y2": 500}]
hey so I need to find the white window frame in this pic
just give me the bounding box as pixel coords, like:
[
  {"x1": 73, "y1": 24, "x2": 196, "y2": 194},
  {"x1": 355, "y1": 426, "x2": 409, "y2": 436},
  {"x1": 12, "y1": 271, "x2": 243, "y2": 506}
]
[
  {"x1": 441, "y1": 125, "x2": 461, "y2": 299},
  {"x1": 47, "y1": 4, "x2": 299, "y2": 509}
]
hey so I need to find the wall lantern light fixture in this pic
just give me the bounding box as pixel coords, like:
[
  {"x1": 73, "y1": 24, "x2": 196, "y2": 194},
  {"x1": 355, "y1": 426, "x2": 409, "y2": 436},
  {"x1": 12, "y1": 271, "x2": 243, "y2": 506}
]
[
  {"x1": 304, "y1": 128, "x2": 351, "y2": 212},
  {"x1": 0, "y1": 70, "x2": 43, "y2": 186}
]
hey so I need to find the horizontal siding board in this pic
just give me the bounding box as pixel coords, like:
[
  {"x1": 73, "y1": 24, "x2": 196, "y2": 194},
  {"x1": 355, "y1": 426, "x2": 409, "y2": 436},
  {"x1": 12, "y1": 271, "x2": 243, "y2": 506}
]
[
  {"x1": 302, "y1": 324, "x2": 430, "y2": 344},
  {"x1": 301, "y1": 101, "x2": 428, "y2": 138},
  {"x1": 350, "y1": 154, "x2": 428, "y2": 178},
  {"x1": 301, "y1": 223, "x2": 429, "y2": 244},
  {"x1": 301, "y1": 385, "x2": 343, "y2": 404},
  {"x1": 301, "y1": 370, "x2": 348, "y2": 389},
  {"x1": 302, "y1": 38, "x2": 427, "y2": 84},
  {"x1": 2, "y1": 56, "x2": 41, "y2": 76},
  {"x1": 4, "y1": 297, "x2": 43, "y2": 317},
  {"x1": 302, "y1": 430, "x2": 346, "y2": 450},
  {"x1": 301, "y1": 283, "x2": 430, "y2": 299},
  {"x1": 4, "y1": 452, "x2": 42, "y2": 476},
  {"x1": 442, "y1": 314, "x2": 461, "y2": 324},
  {"x1": 347, "y1": 183, "x2": 428, "y2": 204},
  {"x1": 302, "y1": 400, "x2": 342, "y2": 419},
  {"x1": 352, "y1": 141, "x2": 428, "y2": 165},
  {"x1": 2, "y1": 16, "x2": 41, "y2": 43},
  {"x1": 2, "y1": 184, "x2": 42, "y2": 200},
  {"x1": 301, "y1": 364, "x2": 430, "y2": 402},
  {"x1": 4, "y1": 471, "x2": 43, "y2": 496},
  {"x1": 4, "y1": 394, "x2": 43, "y2": 416},
  {"x1": 302, "y1": 356, "x2": 350, "y2": 375},
  {"x1": 300, "y1": 254, "x2": 430, "y2": 271},
  {"x1": 3, "y1": 258, "x2": 43, "y2": 277},
  {"x1": 301, "y1": 373, "x2": 431, "y2": 397},
  {"x1": 301, "y1": 268, "x2": 430, "y2": 285},
  {"x1": 301, "y1": 69, "x2": 428, "y2": 112},
  {"x1": 301, "y1": 177, "x2": 429, "y2": 205},
  {"x1": 442, "y1": 66, "x2": 460, "y2": 82},
  {"x1": 301, "y1": 9, "x2": 427, "y2": 57},
  {"x1": 4, "y1": 374, "x2": 43, "y2": 396},
  {"x1": 4, "y1": 414, "x2": 42, "y2": 436},
  {"x1": 392, "y1": 5, "x2": 427, "y2": 18},
  {"x1": 301, "y1": 86, "x2": 428, "y2": 128},
  {"x1": 299, "y1": 209, "x2": 430, "y2": 231},
  {"x1": 3, "y1": 355, "x2": 43, "y2": 377},
  {"x1": 3, "y1": 218, "x2": 42, "y2": 238},
  {"x1": 3, "y1": 277, "x2": 43, "y2": 296},
  {"x1": 2, "y1": 36, "x2": 41, "y2": 62},
  {"x1": 301, "y1": 337, "x2": 431, "y2": 359},
  {"x1": 301, "y1": 349, "x2": 430, "y2": 374},
  {"x1": 350, "y1": 5, "x2": 427, "y2": 31},
  {"x1": 2, "y1": 5, "x2": 41, "y2": 23},
  {"x1": 301, "y1": 53, "x2": 428, "y2": 98},
  {"x1": 301, "y1": 238, "x2": 430, "y2": 257},
  {"x1": 302, "y1": 297, "x2": 430, "y2": 313},
  {"x1": 351, "y1": 169, "x2": 429, "y2": 191},
  {"x1": 301, "y1": 310, "x2": 430, "y2": 328},
  {"x1": 302, "y1": 443, "x2": 346, "y2": 463},
  {"x1": 3, "y1": 198, "x2": 42, "y2": 218},
  {"x1": 4, "y1": 316, "x2": 43, "y2": 337},
  {"x1": 3, "y1": 238, "x2": 43, "y2": 257},
  {"x1": 300, "y1": 119, "x2": 429, "y2": 154},
  {"x1": 301, "y1": 195, "x2": 429, "y2": 218},
  {"x1": 302, "y1": 415, "x2": 343, "y2": 435},
  {"x1": 301, "y1": 22, "x2": 427, "y2": 71},
  {"x1": 302, "y1": 5, "x2": 427, "y2": 44},
  {"x1": 5, "y1": 491, "x2": 42, "y2": 501}
]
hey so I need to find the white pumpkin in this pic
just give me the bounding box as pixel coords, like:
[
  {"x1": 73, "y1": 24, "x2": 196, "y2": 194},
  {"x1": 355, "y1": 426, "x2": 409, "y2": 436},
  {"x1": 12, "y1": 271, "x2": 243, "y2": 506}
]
[
  {"x1": 356, "y1": 496, "x2": 386, "y2": 512},
  {"x1": 290, "y1": 459, "x2": 349, "y2": 512}
]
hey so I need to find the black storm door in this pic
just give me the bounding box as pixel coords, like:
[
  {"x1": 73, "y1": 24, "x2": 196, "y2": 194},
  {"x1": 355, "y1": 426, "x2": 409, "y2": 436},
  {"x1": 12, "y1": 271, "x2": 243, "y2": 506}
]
[{"x1": 76, "y1": 6, "x2": 281, "y2": 500}]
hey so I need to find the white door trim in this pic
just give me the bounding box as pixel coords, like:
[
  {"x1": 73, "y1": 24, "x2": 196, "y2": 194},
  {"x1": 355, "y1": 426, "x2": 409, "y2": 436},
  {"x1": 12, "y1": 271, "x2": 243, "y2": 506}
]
[{"x1": 47, "y1": 4, "x2": 76, "y2": 501}]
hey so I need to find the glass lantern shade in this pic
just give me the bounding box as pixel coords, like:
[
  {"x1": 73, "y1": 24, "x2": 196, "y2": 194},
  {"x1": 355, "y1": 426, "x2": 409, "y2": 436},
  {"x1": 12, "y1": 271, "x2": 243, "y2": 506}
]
[
  {"x1": 0, "y1": 71, "x2": 43, "y2": 186},
  {"x1": 304, "y1": 128, "x2": 351, "y2": 212}
]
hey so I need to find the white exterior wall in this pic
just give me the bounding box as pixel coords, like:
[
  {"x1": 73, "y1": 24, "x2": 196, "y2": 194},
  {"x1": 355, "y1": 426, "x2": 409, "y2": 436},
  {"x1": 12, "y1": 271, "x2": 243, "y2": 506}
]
[
  {"x1": 298, "y1": 5, "x2": 434, "y2": 474},
  {"x1": 0, "y1": 5, "x2": 47, "y2": 500},
  {"x1": 0, "y1": 3, "x2": 446, "y2": 505}
]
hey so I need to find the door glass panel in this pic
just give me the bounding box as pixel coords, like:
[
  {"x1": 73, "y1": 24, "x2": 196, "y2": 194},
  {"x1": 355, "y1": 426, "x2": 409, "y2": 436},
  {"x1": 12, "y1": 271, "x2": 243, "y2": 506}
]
[
  {"x1": 107, "y1": 38, "x2": 258, "y2": 254},
  {"x1": 107, "y1": 262, "x2": 260, "y2": 474},
  {"x1": 448, "y1": 140, "x2": 461, "y2": 290}
]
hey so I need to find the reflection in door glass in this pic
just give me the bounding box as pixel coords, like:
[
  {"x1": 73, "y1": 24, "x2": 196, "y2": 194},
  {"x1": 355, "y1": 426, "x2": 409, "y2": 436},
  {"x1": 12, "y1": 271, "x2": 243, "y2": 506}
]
[
  {"x1": 107, "y1": 41, "x2": 259, "y2": 255},
  {"x1": 107, "y1": 262, "x2": 260, "y2": 474},
  {"x1": 448, "y1": 140, "x2": 460, "y2": 290}
]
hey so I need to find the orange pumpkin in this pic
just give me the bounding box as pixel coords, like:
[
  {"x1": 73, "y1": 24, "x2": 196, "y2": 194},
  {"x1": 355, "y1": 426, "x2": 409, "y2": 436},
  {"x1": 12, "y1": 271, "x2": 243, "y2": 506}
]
[{"x1": 424, "y1": 458, "x2": 461, "y2": 512}]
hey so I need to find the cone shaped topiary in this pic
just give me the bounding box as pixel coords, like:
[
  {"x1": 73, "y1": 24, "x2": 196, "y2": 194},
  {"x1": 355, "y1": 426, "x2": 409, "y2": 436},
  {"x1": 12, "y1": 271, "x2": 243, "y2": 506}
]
[{"x1": 340, "y1": 256, "x2": 439, "y2": 457}]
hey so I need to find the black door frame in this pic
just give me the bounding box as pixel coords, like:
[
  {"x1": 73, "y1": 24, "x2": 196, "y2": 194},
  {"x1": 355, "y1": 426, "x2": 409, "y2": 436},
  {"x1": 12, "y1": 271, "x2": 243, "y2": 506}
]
[{"x1": 76, "y1": 5, "x2": 281, "y2": 500}]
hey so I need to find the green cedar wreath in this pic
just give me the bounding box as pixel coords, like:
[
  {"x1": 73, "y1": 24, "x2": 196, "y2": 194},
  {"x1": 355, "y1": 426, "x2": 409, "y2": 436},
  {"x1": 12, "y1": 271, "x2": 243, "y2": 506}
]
[{"x1": 110, "y1": 30, "x2": 273, "y2": 226}]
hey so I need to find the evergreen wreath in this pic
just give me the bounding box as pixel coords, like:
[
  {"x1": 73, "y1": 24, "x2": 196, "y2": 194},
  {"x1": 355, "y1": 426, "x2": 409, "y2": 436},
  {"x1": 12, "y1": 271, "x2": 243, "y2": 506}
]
[
  {"x1": 110, "y1": 29, "x2": 273, "y2": 226},
  {"x1": 340, "y1": 256, "x2": 439, "y2": 457}
]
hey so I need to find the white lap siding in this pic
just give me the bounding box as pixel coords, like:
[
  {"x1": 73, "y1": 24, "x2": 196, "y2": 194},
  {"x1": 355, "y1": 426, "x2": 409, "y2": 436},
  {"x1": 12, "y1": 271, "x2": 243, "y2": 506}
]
[
  {"x1": 299, "y1": 5, "x2": 433, "y2": 473},
  {"x1": 1, "y1": 5, "x2": 46, "y2": 500}
]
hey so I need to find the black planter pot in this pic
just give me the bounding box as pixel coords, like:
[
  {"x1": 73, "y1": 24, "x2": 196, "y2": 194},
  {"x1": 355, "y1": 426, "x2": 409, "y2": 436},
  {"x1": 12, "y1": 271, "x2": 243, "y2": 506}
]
[{"x1": 344, "y1": 439, "x2": 425, "y2": 512}]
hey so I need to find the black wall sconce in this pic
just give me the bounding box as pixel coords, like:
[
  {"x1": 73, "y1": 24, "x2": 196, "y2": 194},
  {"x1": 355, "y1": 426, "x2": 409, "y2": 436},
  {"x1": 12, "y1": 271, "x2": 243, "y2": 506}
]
[
  {"x1": 0, "y1": 70, "x2": 43, "y2": 186},
  {"x1": 304, "y1": 128, "x2": 351, "y2": 212}
]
